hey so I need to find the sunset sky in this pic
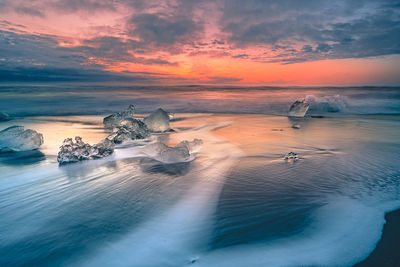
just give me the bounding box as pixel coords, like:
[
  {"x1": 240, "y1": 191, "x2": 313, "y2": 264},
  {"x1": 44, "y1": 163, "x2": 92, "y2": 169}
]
[{"x1": 1, "y1": 0, "x2": 399, "y2": 85}]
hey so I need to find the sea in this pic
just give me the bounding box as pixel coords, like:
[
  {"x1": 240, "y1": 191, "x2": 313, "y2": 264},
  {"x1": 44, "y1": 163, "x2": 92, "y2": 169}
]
[{"x1": 0, "y1": 85, "x2": 400, "y2": 266}]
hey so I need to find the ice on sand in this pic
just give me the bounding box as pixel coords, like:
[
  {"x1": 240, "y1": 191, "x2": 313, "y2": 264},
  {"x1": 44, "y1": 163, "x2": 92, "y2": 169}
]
[
  {"x1": 103, "y1": 104, "x2": 136, "y2": 127},
  {"x1": 57, "y1": 136, "x2": 114, "y2": 164},
  {"x1": 0, "y1": 126, "x2": 43, "y2": 152},
  {"x1": 143, "y1": 108, "x2": 170, "y2": 132},
  {"x1": 107, "y1": 118, "x2": 149, "y2": 144},
  {"x1": 288, "y1": 100, "x2": 309, "y2": 117},
  {"x1": 143, "y1": 139, "x2": 203, "y2": 163}
]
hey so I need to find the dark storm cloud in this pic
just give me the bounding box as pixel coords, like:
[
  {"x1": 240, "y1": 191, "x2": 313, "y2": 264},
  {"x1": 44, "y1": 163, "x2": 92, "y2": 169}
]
[
  {"x1": 0, "y1": 30, "x2": 173, "y2": 82},
  {"x1": 232, "y1": 54, "x2": 249, "y2": 59},
  {"x1": 206, "y1": 76, "x2": 242, "y2": 83},
  {"x1": 321, "y1": 11, "x2": 400, "y2": 58},
  {"x1": 81, "y1": 36, "x2": 137, "y2": 60},
  {"x1": 108, "y1": 0, "x2": 400, "y2": 63},
  {"x1": 219, "y1": 0, "x2": 400, "y2": 62},
  {"x1": 51, "y1": 0, "x2": 117, "y2": 13},
  {"x1": 0, "y1": 30, "x2": 178, "y2": 68},
  {"x1": 0, "y1": 30, "x2": 83, "y2": 68},
  {"x1": 0, "y1": 66, "x2": 159, "y2": 82},
  {"x1": 0, "y1": 1, "x2": 9, "y2": 11},
  {"x1": 78, "y1": 36, "x2": 178, "y2": 65},
  {"x1": 127, "y1": 13, "x2": 202, "y2": 51},
  {"x1": 14, "y1": 6, "x2": 45, "y2": 17},
  {"x1": 1, "y1": 0, "x2": 400, "y2": 83}
]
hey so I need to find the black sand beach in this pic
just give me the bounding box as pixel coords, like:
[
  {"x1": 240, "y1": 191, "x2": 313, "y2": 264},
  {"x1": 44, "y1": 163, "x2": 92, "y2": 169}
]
[
  {"x1": 1, "y1": 113, "x2": 400, "y2": 266},
  {"x1": 355, "y1": 209, "x2": 400, "y2": 267}
]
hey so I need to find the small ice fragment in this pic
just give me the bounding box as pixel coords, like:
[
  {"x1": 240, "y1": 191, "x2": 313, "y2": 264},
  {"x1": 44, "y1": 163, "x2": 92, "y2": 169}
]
[
  {"x1": 103, "y1": 104, "x2": 136, "y2": 127},
  {"x1": 107, "y1": 118, "x2": 149, "y2": 144},
  {"x1": 288, "y1": 99, "x2": 309, "y2": 117},
  {"x1": 142, "y1": 142, "x2": 168, "y2": 158},
  {"x1": 159, "y1": 146, "x2": 190, "y2": 163},
  {"x1": 143, "y1": 108, "x2": 170, "y2": 132},
  {"x1": 284, "y1": 151, "x2": 299, "y2": 161},
  {"x1": 0, "y1": 125, "x2": 43, "y2": 152},
  {"x1": 176, "y1": 138, "x2": 203, "y2": 153},
  {"x1": 0, "y1": 112, "x2": 10, "y2": 122},
  {"x1": 292, "y1": 124, "x2": 301, "y2": 129},
  {"x1": 57, "y1": 136, "x2": 114, "y2": 164},
  {"x1": 143, "y1": 142, "x2": 189, "y2": 163},
  {"x1": 142, "y1": 139, "x2": 202, "y2": 163}
]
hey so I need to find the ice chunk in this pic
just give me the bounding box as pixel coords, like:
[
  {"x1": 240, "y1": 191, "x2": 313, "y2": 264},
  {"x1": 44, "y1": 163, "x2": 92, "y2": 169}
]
[
  {"x1": 288, "y1": 100, "x2": 309, "y2": 117},
  {"x1": 95, "y1": 138, "x2": 115, "y2": 157},
  {"x1": 143, "y1": 142, "x2": 189, "y2": 163},
  {"x1": 142, "y1": 139, "x2": 202, "y2": 163},
  {"x1": 142, "y1": 142, "x2": 168, "y2": 158},
  {"x1": 107, "y1": 118, "x2": 149, "y2": 144},
  {"x1": 103, "y1": 104, "x2": 136, "y2": 127},
  {"x1": 175, "y1": 139, "x2": 203, "y2": 153},
  {"x1": 292, "y1": 124, "x2": 301, "y2": 129},
  {"x1": 159, "y1": 146, "x2": 190, "y2": 163},
  {"x1": 0, "y1": 112, "x2": 10, "y2": 122},
  {"x1": 284, "y1": 151, "x2": 299, "y2": 161},
  {"x1": 57, "y1": 136, "x2": 114, "y2": 164},
  {"x1": 0, "y1": 126, "x2": 43, "y2": 152},
  {"x1": 143, "y1": 108, "x2": 170, "y2": 132}
]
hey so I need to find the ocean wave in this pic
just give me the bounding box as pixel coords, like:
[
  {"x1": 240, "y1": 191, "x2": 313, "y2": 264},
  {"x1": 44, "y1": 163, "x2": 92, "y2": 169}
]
[
  {"x1": 1, "y1": 85, "x2": 399, "y2": 116},
  {"x1": 79, "y1": 122, "x2": 244, "y2": 267},
  {"x1": 196, "y1": 198, "x2": 400, "y2": 267},
  {"x1": 306, "y1": 94, "x2": 348, "y2": 113}
]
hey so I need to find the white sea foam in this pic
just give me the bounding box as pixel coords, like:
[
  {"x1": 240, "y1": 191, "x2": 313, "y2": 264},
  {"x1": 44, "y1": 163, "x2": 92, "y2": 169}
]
[
  {"x1": 195, "y1": 198, "x2": 400, "y2": 267},
  {"x1": 306, "y1": 95, "x2": 348, "y2": 113},
  {"x1": 2, "y1": 114, "x2": 399, "y2": 267},
  {"x1": 80, "y1": 122, "x2": 244, "y2": 267},
  {"x1": 79, "y1": 190, "x2": 400, "y2": 267},
  {"x1": 75, "y1": 118, "x2": 400, "y2": 267}
]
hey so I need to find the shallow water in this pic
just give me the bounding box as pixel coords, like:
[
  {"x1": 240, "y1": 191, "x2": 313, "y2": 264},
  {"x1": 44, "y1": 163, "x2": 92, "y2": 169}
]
[{"x1": 0, "y1": 114, "x2": 400, "y2": 266}]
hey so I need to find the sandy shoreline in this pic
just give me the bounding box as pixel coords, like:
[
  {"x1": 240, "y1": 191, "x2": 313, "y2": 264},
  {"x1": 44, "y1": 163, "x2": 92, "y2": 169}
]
[
  {"x1": 1, "y1": 114, "x2": 400, "y2": 266},
  {"x1": 354, "y1": 209, "x2": 400, "y2": 266}
]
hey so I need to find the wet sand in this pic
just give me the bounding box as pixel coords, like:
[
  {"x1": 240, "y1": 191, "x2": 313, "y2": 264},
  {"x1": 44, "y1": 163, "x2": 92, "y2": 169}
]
[
  {"x1": 354, "y1": 209, "x2": 400, "y2": 267},
  {"x1": 1, "y1": 114, "x2": 400, "y2": 266}
]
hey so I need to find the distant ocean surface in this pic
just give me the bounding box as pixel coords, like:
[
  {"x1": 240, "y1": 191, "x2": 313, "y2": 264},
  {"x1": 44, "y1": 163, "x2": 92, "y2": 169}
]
[
  {"x1": 0, "y1": 85, "x2": 400, "y2": 116},
  {"x1": 0, "y1": 85, "x2": 400, "y2": 266}
]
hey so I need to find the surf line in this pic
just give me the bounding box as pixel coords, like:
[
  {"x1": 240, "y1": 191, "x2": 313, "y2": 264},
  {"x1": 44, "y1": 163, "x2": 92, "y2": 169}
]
[{"x1": 80, "y1": 122, "x2": 243, "y2": 267}]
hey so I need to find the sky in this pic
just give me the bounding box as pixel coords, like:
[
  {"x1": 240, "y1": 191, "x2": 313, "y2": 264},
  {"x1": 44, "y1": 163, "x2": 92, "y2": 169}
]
[{"x1": 0, "y1": 0, "x2": 399, "y2": 86}]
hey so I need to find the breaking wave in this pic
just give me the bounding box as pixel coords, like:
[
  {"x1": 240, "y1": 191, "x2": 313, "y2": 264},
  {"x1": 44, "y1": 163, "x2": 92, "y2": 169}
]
[{"x1": 306, "y1": 94, "x2": 348, "y2": 113}]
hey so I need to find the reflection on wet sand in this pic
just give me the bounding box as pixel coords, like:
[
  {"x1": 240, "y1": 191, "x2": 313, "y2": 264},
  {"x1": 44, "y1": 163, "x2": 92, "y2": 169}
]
[
  {"x1": 0, "y1": 150, "x2": 45, "y2": 165},
  {"x1": 140, "y1": 158, "x2": 191, "y2": 176},
  {"x1": 0, "y1": 113, "x2": 399, "y2": 266}
]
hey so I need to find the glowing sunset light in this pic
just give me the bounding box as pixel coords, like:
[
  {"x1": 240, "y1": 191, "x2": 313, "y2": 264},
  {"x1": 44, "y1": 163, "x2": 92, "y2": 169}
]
[
  {"x1": 0, "y1": 0, "x2": 399, "y2": 85},
  {"x1": 2, "y1": 2, "x2": 400, "y2": 267}
]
